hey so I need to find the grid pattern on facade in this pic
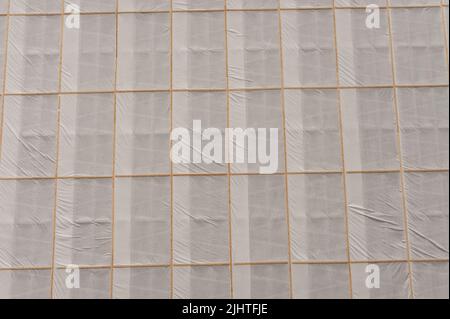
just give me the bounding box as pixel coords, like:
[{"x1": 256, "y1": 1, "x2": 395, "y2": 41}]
[{"x1": 0, "y1": 0, "x2": 448, "y2": 299}]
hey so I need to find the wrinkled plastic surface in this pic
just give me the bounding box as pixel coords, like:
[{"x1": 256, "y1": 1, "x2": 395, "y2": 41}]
[{"x1": 0, "y1": 0, "x2": 448, "y2": 299}]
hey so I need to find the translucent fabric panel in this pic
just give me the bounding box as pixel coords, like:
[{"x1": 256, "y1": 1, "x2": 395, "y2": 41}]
[
  {"x1": 115, "y1": 177, "x2": 170, "y2": 265},
  {"x1": 233, "y1": 264, "x2": 289, "y2": 299},
  {"x1": 173, "y1": 266, "x2": 231, "y2": 299},
  {"x1": 336, "y1": 0, "x2": 386, "y2": 5},
  {"x1": 391, "y1": 8, "x2": 447, "y2": 84},
  {"x1": 444, "y1": 6, "x2": 449, "y2": 49},
  {"x1": 227, "y1": 0, "x2": 278, "y2": 8},
  {"x1": 288, "y1": 174, "x2": 348, "y2": 261},
  {"x1": 341, "y1": 89, "x2": 399, "y2": 171},
  {"x1": 0, "y1": 95, "x2": 58, "y2": 177},
  {"x1": 6, "y1": 15, "x2": 60, "y2": 93},
  {"x1": 53, "y1": 268, "x2": 110, "y2": 299},
  {"x1": 113, "y1": 267, "x2": 170, "y2": 299},
  {"x1": 59, "y1": 94, "x2": 114, "y2": 177},
  {"x1": 231, "y1": 175, "x2": 288, "y2": 263},
  {"x1": 397, "y1": 87, "x2": 449, "y2": 169},
  {"x1": 10, "y1": 0, "x2": 61, "y2": 13},
  {"x1": 118, "y1": 13, "x2": 170, "y2": 90},
  {"x1": 62, "y1": 14, "x2": 116, "y2": 92},
  {"x1": 281, "y1": 10, "x2": 336, "y2": 87},
  {"x1": 173, "y1": 176, "x2": 229, "y2": 263},
  {"x1": 347, "y1": 173, "x2": 406, "y2": 260},
  {"x1": 335, "y1": 9, "x2": 392, "y2": 86},
  {"x1": 0, "y1": 270, "x2": 50, "y2": 299},
  {"x1": 391, "y1": 0, "x2": 441, "y2": 5},
  {"x1": 173, "y1": 92, "x2": 227, "y2": 174},
  {"x1": 227, "y1": 11, "x2": 281, "y2": 88},
  {"x1": 68, "y1": 0, "x2": 116, "y2": 12},
  {"x1": 412, "y1": 262, "x2": 449, "y2": 299},
  {"x1": 55, "y1": 179, "x2": 112, "y2": 266},
  {"x1": 292, "y1": 264, "x2": 350, "y2": 299},
  {"x1": 116, "y1": 92, "x2": 170, "y2": 175},
  {"x1": 0, "y1": 16, "x2": 7, "y2": 90},
  {"x1": 173, "y1": 12, "x2": 225, "y2": 89},
  {"x1": 0, "y1": 0, "x2": 447, "y2": 301},
  {"x1": 229, "y1": 90, "x2": 285, "y2": 174},
  {"x1": 281, "y1": 0, "x2": 333, "y2": 8},
  {"x1": 351, "y1": 262, "x2": 410, "y2": 299},
  {"x1": 119, "y1": 0, "x2": 169, "y2": 11},
  {"x1": 0, "y1": 179, "x2": 54, "y2": 267},
  {"x1": 0, "y1": 0, "x2": 8, "y2": 13},
  {"x1": 174, "y1": 0, "x2": 224, "y2": 10},
  {"x1": 405, "y1": 172, "x2": 449, "y2": 259},
  {"x1": 285, "y1": 89, "x2": 341, "y2": 172}
]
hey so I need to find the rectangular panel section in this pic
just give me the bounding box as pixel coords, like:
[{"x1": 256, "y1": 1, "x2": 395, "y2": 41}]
[
  {"x1": 227, "y1": 0, "x2": 278, "y2": 9},
  {"x1": 233, "y1": 264, "x2": 290, "y2": 299},
  {"x1": 347, "y1": 173, "x2": 406, "y2": 260},
  {"x1": 119, "y1": 0, "x2": 169, "y2": 11},
  {"x1": 341, "y1": 89, "x2": 399, "y2": 171},
  {"x1": 62, "y1": 14, "x2": 116, "y2": 91},
  {"x1": 55, "y1": 178, "x2": 112, "y2": 266},
  {"x1": 173, "y1": 176, "x2": 229, "y2": 263},
  {"x1": 115, "y1": 177, "x2": 171, "y2": 265},
  {"x1": 285, "y1": 89, "x2": 341, "y2": 171},
  {"x1": 231, "y1": 175, "x2": 288, "y2": 263},
  {"x1": 173, "y1": 12, "x2": 225, "y2": 89},
  {"x1": 6, "y1": 15, "x2": 60, "y2": 93},
  {"x1": 351, "y1": 262, "x2": 410, "y2": 299},
  {"x1": 397, "y1": 87, "x2": 449, "y2": 169},
  {"x1": 335, "y1": 8, "x2": 392, "y2": 86},
  {"x1": 292, "y1": 264, "x2": 350, "y2": 299},
  {"x1": 10, "y1": 0, "x2": 61, "y2": 13},
  {"x1": 405, "y1": 172, "x2": 449, "y2": 259},
  {"x1": 229, "y1": 90, "x2": 284, "y2": 174},
  {"x1": 0, "y1": 270, "x2": 51, "y2": 299},
  {"x1": 53, "y1": 268, "x2": 110, "y2": 299},
  {"x1": 173, "y1": 266, "x2": 231, "y2": 299},
  {"x1": 118, "y1": 13, "x2": 170, "y2": 90},
  {"x1": 0, "y1": 179, "x2": 54, "y2": 267},
  {"x1": 174, "y1": 1, "x2": 224, "y2": 11},
  {"x1": 227, "y1": 11, "x2": 281, "y2": 88},
  {"x1": 113, "y1": 267, "x2": 170, "y2": 299},
  {"x1": 391, "y1": 8, "x2": 447, "y2": 84},
  {"x1": 59, "y1": 94, "x2": 114, "y2": 177},
  {"x1": 412, "y1": 262, "x2": 449, "y2": 299},
  {"x1": 172, "y1": 92, "x2": 227, "y2": 174},
  {"x1": 0, "y1": 95, "x2": 58, "y2": 177},
  {"x1": 281, "y1": 10, "x2": 336, "y2": 87},
  {"x1": 288, "y1": 174, "x2": 347, "y2": 261},
  {"x1": 116, "y1": 92, "x2": 170, "y2": 175}
]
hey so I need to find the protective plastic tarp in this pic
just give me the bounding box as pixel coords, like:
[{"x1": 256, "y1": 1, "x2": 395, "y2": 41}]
[{"x1": 0, "y1": 0, "x2": 448, "y2": 299}]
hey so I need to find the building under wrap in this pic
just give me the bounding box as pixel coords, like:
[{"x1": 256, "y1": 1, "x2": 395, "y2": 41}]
[{"x1": 0, "y1": 0, "x2": 448, "y2": 299}]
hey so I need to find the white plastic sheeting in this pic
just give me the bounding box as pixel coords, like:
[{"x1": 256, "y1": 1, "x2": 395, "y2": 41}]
[{"x1": 0, "y1": 0, "x2": 448, "y2": 299}]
